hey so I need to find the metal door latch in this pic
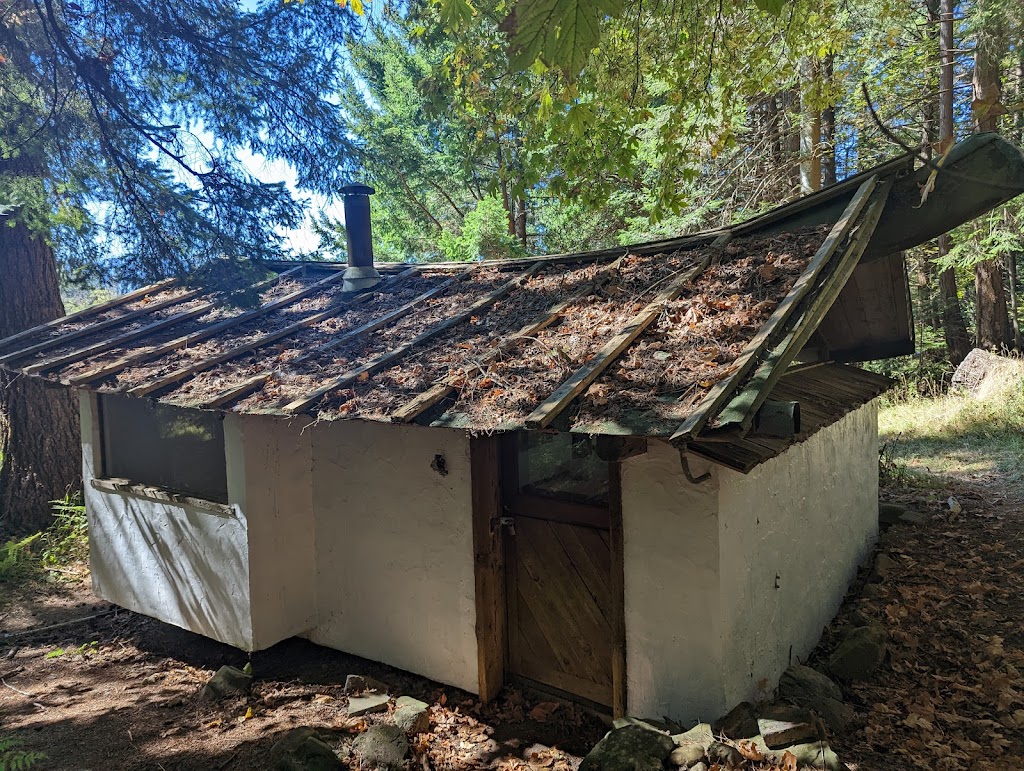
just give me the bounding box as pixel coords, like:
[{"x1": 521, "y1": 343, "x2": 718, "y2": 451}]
[{"x1": 499, "y1": 516, "x2": 516, "y2": 536}]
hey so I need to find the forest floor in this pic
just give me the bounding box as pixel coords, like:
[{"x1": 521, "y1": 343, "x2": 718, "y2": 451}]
[{"x1": 2, "y1": 407, "x2": 1023, "y2": 770}]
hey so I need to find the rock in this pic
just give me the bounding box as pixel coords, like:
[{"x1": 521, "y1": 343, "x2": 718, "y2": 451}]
[
  {"x1": 393, "y1": 695, "x2": 430, "y2": 734},
  {"x1": 757, "y1": 705, "x2": 818, "y2": 749},
  {"x1": 878, "y1": 502, "x2": 905, "y2": 526},
  {"x1": 689, "y1": 764, "x2": 708, "y2": 771},
  {"x1": 344, "y1": 674, "x2": 389, "y2": 695},
  {"x1": 951, "y1": 347, "x2": 1024, "y2": 398},
  {"x1": 271, "y1": 727, "x2": 344, "y2": 771},
  {"x1": 346, "y1": 693, "x2": 390, "y2": 717},
  {"x1": 669, "y1": 743, "x2": 707, "y2": 768},
  {"x1": 898, "y1": 509, "x2": 928, "y2": 525},
  {"x1": 713, "y1": 701, "x2": 759, "y2": 740},
  {"x1": 612, "y1": 716, "x2": 669, "y2": 734},
  {"x1": 578, "y1": 725, "x2": 676, "y2": 771},
  {"x1": 707, "y1": 741, "x2": 742, "y2": 768},
  {"x1": 672, "y1": 723, "x2": 714, "y2": 746},
  {"x1": 777, "y1": 665, "x2": 853, "y2": 734},
  {"x1": 828, "y1": 625, "x2": 887, "y2": 682},
  {"x1": 351, "y1": 724, "x2": 409, "y2": 770},
  {"x1": 199, "y1": 665, "x2": 253, "y2": 701},
  {"x1": 785, "y1": 740, "x2": 843, "y2": 771},
  {"x1": 869, "y1": 553, "x2": 896, "y2": 581}
]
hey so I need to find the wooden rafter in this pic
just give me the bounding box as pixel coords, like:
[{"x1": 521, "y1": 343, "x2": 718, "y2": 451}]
[
  {"x1": 191, "y1": 266, "x2": 428, "y2": 409},
  {"x1": 282, "y1": 262, "x2": 545, "y2": 414},
  {"x1": 523, "y1": 239, "x2": 724, "y2": 430},
  {"x1": 669, "y1": 175, "x2": 880, "y2": 443},
  {"x1": 125, "y1": 267, "x2": 424, "y2": 399},
  {"x1": 32, "y1": 267, "x2": 306, "y2": 379},
  {"x1": 0, "y1": 285, "x2": 206, "y2": 367},
  {"x1": 708, "y1": 181, "x2": 892, "y2": 435},
  {"x1": 0, "y1": 277, "x2": 177, "y2": 354},
  {"x1": 390, "y1": 257, "x2": 627, "y2": 424}
]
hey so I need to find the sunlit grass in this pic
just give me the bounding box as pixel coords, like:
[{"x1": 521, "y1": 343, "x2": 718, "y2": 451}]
[{"x1": 879, "y1": 370, "x2": 1024, "y2": 490}]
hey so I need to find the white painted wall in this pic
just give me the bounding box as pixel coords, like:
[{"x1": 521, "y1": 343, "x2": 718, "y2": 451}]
[
  {"x1": 82, "y1": 392, "x2": 255, "y2": 649},
  {"x1": 619, "y1": 401, "x2": 879, "y2": 724},
  {"x1": 306, "y1": 420, "x2": 478, "y2": 693},
  {"x1": 620, "y1": 441, "x2": 722, "y2": 722},
  {"x1": 716, "y1": 400, "x2": 879, "y2": 708},
  {"x1": 226, "y1": 413, "x2": 317, "y2": 649}
]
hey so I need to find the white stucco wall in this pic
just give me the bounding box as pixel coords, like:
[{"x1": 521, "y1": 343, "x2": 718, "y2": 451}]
[
  {"x1": 620, "y1": 401, "x2": 879, "y2": 724},
  {"x1": 620, "y1": 441, "x2": 722, "y2": 721},
  {"x1": 226, "y1": 413, "x2": 317, "y2": 649},
  {"x1": 716, "y1": 400, "x2": 879, "y2": 708},
  {"x1": 306, "y1": 420, "x2": 478, "y2": 692},
  {"x1": 82, "y1": 392, "x2": 255, "y2": 649}
]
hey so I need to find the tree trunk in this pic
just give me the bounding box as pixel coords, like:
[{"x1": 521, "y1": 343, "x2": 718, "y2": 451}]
[
  {"x1": 821, "y1": 56, "x2": 837, "y2": 187},
  {"x1": 971, "y1": 3, "x2": 1013, "y2": 349},
  {"x1": 799, "y1": 57, "x2": 822, "y2": 194},
  {"x1": 936, "y1": 0, "x2": 972, "y2": 365},
  {"x1": 0, "y1": 218, "x2": 81, "y2": 535}
]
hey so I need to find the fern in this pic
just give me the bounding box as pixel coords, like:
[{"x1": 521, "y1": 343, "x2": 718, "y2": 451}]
[
  {"x1": 0, "y1": 534, "x2": 41, "y2": 581},
  {"x1": 0, "y1": 736, "x2": 46, "y2": 771}
]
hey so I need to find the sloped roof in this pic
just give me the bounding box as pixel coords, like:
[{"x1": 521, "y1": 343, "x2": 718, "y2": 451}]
[{"x1": 2, "y1": 134, "x2": 1023, "y2": 471}]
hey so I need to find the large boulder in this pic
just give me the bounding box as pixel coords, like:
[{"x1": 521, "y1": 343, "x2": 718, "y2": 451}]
[
  {"x1": 951, "y1": 348, "x2": 1024, "y2": 399},
  {"x1": 579, "y1": 725, "x2": 675, "y2": 771}
]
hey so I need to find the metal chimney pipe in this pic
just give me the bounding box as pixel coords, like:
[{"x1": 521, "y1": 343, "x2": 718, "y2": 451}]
[{"x1": 341, "y1": 183, "x2": 381, "y2": 292}]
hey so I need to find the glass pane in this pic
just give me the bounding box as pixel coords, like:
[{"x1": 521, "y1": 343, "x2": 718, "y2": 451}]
[
  {"x1": 101, "y1": 395, "x2": 228, "y2": 503},
  {"x1": 516, "y1": 433, "x2": 608, "y2": 506}
]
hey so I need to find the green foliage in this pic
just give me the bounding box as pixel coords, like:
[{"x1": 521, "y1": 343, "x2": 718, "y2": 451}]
[
  {"x1": 0, "y1": 495, "x2": 86, "y2": 584},
  {"x1": 0, "y1": 737, "x2": 45, "y2": 771},
  {"x1": 438, "y1": 195, "x2": 526, "y2": 261},
  {"x1": 504, "y1": 0, "x2": 625, "y2": 77}
]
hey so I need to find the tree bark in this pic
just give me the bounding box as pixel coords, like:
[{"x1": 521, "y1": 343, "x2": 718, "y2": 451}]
[
  {"x1": 821, "y1": 56, "x2": 837, "y2": 187},
  {"x1": 799, "y1": 57, "x2": 822, "y2": 194},
  {"x1": 0, "y1": 217, "x2": 81, "y2": 535},
  {"x1": 936, "y1": 0, "x2": 973, "y2": 365},
  {"x1": 971, "y1": 3, "x2": 1013, "y2": 349}
]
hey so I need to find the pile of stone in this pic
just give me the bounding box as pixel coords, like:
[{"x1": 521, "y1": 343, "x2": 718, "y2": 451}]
[
  {"x1": 580, "y1": 660, "x2": 874, "y2": 771},
  {"x1": 267, "y1": 674, "x2": 430, "y2": 771}
]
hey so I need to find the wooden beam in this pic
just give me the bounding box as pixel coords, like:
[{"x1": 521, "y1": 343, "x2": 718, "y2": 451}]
[
  {"x1": 125, "y1": 267, "x2": 423, "y2": 399},
  {"x1": 669, "y1": 176, "x2": 879, "y2": 443},
  {"x1": 283, "y1": 262, "x2": 544, "y2": 414},
  {"x1": 0, "y1": 285, "x2": 207, "y2": 367},
  {"x1": 609, "y1": 462, "x2": 626, "y2": 719},
  {"x1": 389, "y1": 256, "x2": 626, "y2": 424},
  {"x1": 0, "y1": 278, "x2": 178, "y2": 354},
  {"x1": 709, "y1": 182, "x2": 892, "y2": 435},
  {"x1": 32, "y1": 267, "x2": 307, "y2": 378},
  {"x1": 189, "y1": 267, "x2": 427, "y2": 408},
  {"x1": 62, "y1": 265, "x2": 334, "y2": 385},
  {"x1": 523, "y1": 245, "x2": 720, "y2": 430},
  {"x1": 470, "y1": 435, "x2": 507, "y2": 703}
]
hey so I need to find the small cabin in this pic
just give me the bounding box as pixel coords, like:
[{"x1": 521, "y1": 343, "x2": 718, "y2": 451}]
[{"x1": 3, "y1": 134, "x2": 1023, "y2": 723}]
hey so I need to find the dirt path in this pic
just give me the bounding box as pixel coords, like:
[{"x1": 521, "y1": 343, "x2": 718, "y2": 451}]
[{"x1": 3, "y1": 471, "x2": 1024, "y2": 770}]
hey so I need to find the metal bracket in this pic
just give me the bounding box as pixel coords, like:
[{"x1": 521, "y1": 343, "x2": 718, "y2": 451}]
[
  {"x1": 499, "y1": 516, "x2": 516, "y2": 536},
  {"x1": 678, "y1": 449, "x2": 712, "y2": 485}
]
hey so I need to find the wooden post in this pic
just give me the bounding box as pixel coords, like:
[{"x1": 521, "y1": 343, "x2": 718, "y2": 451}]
[
  {"x1": 609, "y1": 462, "x2": 627, "y2": 718},
  {"x1": 470, "y1": 435, "x2": 506, "y2": 703}
]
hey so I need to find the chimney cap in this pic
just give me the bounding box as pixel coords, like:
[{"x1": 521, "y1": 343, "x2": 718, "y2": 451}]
[{"x1": 341, "y1": 183, "x2": 375, "y2": 197}]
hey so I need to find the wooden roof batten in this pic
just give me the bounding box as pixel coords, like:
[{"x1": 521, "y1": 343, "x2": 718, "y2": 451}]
[
  {"x1": 389, "y1": 255, "x2": 629, "y2": 424},
  {"x1": 25, "y1": 266, "x2": 309, "y2": 378},
  {"x1": 669, "y1": 175, "x2": 881, "y2": 444},
  {"x1": 0, "y1": 277, "x2": 178, "y2": 355},
  {"x1": 125, "y1": 266, "x2": 424, "y2": 399},
  {"x1": 705, "y1": 180, "x2": 894, "y2": 441},
  {"x1": 282, "y1": 261, "x2": 546, "y2": 415},
  {"x1": 523, "y1": 233, "x2": 731, "y2": 431}
]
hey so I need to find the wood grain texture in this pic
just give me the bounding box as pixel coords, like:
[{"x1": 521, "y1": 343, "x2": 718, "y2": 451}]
[{"x1": 470, "y1": 436, "x2": 506, "y2": 703}]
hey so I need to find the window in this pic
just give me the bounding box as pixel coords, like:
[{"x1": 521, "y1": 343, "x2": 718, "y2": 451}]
[
  {"x1": 100, "y1": 395, "x2": 228, "y2": 503},
  {"x1": 511, "y1": 432, "x2": 609, "y2": 507}
]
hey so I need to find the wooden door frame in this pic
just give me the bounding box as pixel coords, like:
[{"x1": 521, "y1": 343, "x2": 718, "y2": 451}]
[{"x1": 469, "y1": 434, "x2": 626, "y2": 716}]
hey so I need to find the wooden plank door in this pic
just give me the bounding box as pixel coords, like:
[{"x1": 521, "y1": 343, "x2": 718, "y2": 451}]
[{"x1": 502, "y1": 433, "x2": 623, "y2": 709}]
